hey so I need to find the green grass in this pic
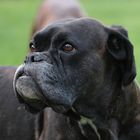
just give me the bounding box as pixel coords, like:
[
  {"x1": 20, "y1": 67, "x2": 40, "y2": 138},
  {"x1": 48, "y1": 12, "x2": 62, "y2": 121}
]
[
  {"x1": 0, "y1": 0, "x2": 140, "y2": 82},
  {"x1": 0, "y1": 0, "x2": 40, "y2": 64}
]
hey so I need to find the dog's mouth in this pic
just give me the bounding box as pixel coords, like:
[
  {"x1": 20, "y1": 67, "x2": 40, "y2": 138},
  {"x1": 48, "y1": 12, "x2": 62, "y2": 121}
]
[
  {"x1": 13, "y1": 64, "x2": 46, "y2": 113},
  {"x1": 13, "y1": 64, "x2": 72, "y2": 114}
]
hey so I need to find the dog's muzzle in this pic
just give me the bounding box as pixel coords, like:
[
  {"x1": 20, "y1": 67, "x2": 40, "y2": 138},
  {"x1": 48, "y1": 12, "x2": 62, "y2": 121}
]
[
  {"x1": 13, "y1": 64, "x2": 47, "y2": 112},
  {"x1": 13, "y1": 63, "x2": 72, "y2": 113}
]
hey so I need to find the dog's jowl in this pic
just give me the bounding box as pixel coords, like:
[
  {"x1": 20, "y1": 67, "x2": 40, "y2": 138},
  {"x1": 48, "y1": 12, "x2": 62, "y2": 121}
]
[{"x1": 13, "y1": 18, "x2": 140, "y2": 140}]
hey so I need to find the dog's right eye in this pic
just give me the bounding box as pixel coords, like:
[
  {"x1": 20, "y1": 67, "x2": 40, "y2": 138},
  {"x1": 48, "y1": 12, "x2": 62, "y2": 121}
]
[{"x1": 61, "y1": 44, "x2": 76, "y2": 53}]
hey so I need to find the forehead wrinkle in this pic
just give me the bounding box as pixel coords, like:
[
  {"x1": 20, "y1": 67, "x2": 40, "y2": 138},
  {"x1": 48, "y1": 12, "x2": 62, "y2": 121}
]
[
  {"x1": 52, "y1": 30, "x2": 81, "y2": 51},
  {"x1": 33, "y1": 26, "x2": 60, "y2": 49},
  {"x1": 52, "y1": 32, "x2": 69, "y2": 44}
]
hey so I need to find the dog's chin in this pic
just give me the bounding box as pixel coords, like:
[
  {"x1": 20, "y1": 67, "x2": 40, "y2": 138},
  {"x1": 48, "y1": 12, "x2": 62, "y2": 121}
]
[
  {"x1": 15, "y1": 75, "x2": 42, "y2": 100},
  {"x1": 14, "y1": 73, "x2": 46, "y2": 112}
]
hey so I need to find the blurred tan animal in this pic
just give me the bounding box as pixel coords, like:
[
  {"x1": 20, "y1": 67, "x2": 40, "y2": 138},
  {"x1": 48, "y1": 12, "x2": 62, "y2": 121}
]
[{"x1": 31, "y1": 0, "x2": 85, "y2": 35}]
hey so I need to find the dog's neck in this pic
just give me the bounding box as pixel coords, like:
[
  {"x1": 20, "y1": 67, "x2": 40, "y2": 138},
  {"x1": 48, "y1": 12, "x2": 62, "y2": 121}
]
[
  {"x1": 71, "y1": 81, "x2": 140, "y2": 140},
  {"x1": 39, "y1": 81, "x2": 140, "y2": 140},
  {"x1": 68, "y1": 107, "x2": 119, "y2": 140}
]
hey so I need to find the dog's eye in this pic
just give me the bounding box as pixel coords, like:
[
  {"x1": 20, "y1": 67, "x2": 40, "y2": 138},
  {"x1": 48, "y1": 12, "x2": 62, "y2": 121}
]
[
  {"x1": 29, "y1": 42, "x2": 36, "y2": 52},
  {"x1": 29, "y1": 42, "x2": 35, "y2": 49},
  {"x1": 62, "y1": 44, "x2": 75, "y2": 53}
]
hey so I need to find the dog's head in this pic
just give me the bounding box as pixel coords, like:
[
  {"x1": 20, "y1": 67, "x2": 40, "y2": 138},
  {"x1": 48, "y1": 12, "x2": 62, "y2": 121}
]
[{"x1": 13, "y1": 18, "x2": 136, "y2": 117}]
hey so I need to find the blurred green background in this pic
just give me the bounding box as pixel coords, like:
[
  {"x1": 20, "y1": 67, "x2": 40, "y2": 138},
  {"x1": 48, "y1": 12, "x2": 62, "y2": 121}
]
[{"x1": 0, "y1": 0, "x2": 140, "y2": 82}]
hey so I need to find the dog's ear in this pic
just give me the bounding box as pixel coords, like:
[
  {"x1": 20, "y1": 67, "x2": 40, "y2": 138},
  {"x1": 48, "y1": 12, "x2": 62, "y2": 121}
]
[
  {"x1": 110, "y1": 25, "x2": 128, "y2": 38},
  {"x1": 106, "y1": 27, "x2": 136, "y2": 86}
]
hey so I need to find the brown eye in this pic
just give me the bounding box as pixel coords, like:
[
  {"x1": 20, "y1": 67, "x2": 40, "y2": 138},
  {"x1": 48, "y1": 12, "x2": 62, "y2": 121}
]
[{"x1": 62, "y1": 44, "x2": 75, "y2": 53}]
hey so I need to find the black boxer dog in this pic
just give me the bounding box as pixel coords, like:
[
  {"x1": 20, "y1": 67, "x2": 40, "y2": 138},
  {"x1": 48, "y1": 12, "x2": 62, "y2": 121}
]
[{"x1": 13, "y1": 17, "x2": 140, "y2": 140}]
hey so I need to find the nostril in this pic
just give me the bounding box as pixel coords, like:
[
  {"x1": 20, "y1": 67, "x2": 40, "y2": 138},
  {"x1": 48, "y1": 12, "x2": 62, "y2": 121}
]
[
  {"x1": 31, "y1": 55, "x2": 35, "y2": 62},
  {"x1": 24, "y1": 55, "x2": 35, "y2": 63},
  {"x1": 24, "y1": 51, "x2": 56, "y2": 64},
  {"x1": 25, "y1": 53, "x2": 46, "y2": 63}
]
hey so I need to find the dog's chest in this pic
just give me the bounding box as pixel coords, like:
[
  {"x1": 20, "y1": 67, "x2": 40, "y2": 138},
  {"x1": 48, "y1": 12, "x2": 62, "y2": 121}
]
[{"x1": 41, "y1": 109, "x2": 87, "y2": 140}]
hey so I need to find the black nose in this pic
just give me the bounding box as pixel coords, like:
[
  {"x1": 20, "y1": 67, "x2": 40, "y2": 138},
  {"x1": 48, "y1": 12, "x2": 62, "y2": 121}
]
[{"x1": 25, "y1": 52, "x2": 47, "y2": 63}]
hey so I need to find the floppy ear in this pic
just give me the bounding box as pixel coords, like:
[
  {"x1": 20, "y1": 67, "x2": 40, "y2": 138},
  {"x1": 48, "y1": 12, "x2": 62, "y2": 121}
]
[
  {"x1": 111, "y1": 25, "x2": 128, "y2": 38},
  {"x1": 106, "y1": 27, "x2": 136, "y2": 86}
]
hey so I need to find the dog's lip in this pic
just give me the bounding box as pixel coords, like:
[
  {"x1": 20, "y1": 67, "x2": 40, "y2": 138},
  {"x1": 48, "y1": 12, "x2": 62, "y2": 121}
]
[
  {"x1": 13, "y1": 64, "x2": 25, "y2": 96},
  {"x1": 16, "y1": 75, "x2": 42, "y2": 100},
  {"x1": 13, "y1": 64, "x2": 43, "y2": 100}
]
